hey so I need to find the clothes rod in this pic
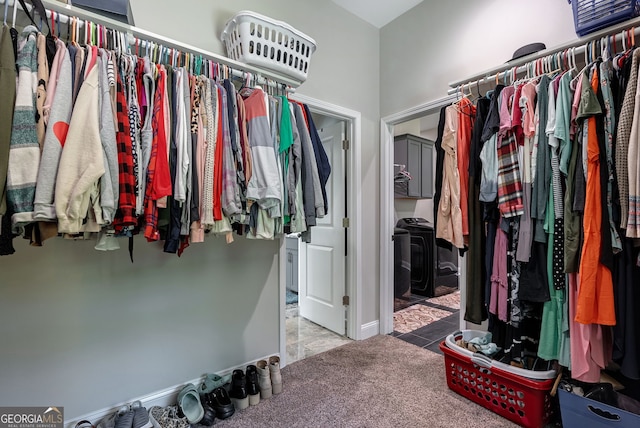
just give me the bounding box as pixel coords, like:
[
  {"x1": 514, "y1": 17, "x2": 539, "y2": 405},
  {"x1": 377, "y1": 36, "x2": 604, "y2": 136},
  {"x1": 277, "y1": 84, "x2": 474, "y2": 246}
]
[
  {"x1": 447, "y1": 15, "x2": 640, "y2": 95},
  {"x1": 1, "y1": 0, "x2": 302, "y2": 88}
]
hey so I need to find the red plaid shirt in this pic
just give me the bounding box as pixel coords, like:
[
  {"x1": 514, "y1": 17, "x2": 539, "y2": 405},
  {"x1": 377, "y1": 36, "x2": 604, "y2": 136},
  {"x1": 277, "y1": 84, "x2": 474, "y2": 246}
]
[{"x1": 113, "y1": 71, "x2": 137, "y2": 230}]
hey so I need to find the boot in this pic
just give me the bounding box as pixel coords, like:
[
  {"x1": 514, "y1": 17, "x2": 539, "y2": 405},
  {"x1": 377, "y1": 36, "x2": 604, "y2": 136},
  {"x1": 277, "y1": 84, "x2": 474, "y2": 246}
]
[
  {"x1": 229, "y1": 369, "x2": 249, "y2": 410},
  {"x1": 246, "y1": 365, "x2": 260, "y2": 406},
  {"x1": 269, "y1": 356, "x2": 283, "y2": 394},
  {"x1": 256, "y1": 360, "x2": 273, "y2": 399}
]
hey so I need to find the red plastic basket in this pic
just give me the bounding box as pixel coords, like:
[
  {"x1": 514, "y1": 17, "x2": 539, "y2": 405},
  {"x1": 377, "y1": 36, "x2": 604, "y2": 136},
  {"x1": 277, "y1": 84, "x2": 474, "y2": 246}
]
[{"x1": 440, "y1": 341, "x2": 555, "y2": 428}]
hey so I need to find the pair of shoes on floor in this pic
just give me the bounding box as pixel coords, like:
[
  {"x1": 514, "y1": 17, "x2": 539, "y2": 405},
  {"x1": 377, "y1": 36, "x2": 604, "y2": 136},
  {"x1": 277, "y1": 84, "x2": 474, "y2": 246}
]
[
  {"x1": 148, "y1": 405, "x2": 189, "y2": 428},
  {"x1": 112, "y1": 401, "x2": 152, "y2": 428},
  {"x1": 203, "y1": 387, "x2": 235, "y2": 420},
  {"x1": 256, "y1": 355, "x2": 283, "y2": 400},
  {"x1": 199, "y1": 373, "x2": 232, "y2": 395},
  {"x1": 229, "y1": 369, "x2": 250, "y2": 410},
  {"x1": 177, "y1": 384, "x2": 216, "y2": 426},
  {"x1": 229, "y1": 366, "x2": 262, "y2": 409}
]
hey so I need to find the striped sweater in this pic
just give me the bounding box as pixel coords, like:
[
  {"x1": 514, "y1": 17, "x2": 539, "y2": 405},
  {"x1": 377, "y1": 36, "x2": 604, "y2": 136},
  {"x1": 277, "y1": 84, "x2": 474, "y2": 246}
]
[{"x1": 7, "y1": 26, "x2": 40, "y2": 230}]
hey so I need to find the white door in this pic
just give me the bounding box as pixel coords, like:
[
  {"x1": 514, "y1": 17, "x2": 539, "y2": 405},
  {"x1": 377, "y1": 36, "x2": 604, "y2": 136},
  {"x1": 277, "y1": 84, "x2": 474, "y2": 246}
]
[{"x1": 299, "y1": 119, "x2": 346, "y2": 335}]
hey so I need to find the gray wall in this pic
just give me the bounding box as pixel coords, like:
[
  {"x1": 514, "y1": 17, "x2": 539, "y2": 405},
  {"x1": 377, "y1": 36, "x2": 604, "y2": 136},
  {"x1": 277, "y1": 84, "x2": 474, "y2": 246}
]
[
  {"x1": 0, "y1": 0, "x2": 380, "y2": 419},
  {"x1": 380, "y1": 0, "x2": 577, "y2": 116},
  {"x1": 130, "y1": 0, "x2": 381, "y2": 328}
]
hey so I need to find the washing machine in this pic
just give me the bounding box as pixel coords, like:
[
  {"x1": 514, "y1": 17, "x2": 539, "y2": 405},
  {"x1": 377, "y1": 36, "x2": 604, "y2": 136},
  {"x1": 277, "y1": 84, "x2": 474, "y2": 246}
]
[
  {"x1": 393, "y1": 227, "x2": 411, "y2": 300},
  {"x1": 396, "y1": 218, "x2": 459, "y2": 297}
]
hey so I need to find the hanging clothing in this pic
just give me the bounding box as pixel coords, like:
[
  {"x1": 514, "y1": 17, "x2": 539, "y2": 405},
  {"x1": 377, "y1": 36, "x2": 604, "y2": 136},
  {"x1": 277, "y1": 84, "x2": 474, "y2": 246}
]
[
  {"x1": 496, "y1": 85, "x2": 524, "y2": 218},
  {"x1": 35, "y1": 33, "x2": 49, "y2": 149},
  {"x1": 33, "y1": 44, "x2": 73, "y2": 224},
  {"x1": 515, "y1": 81, "x2": 537, "y2": 263},
  {"x1": 243, "y1": 88, "x2": 283, "y2": 213},
  {"x1": 532, "y1": 76, "x2": 552, "y2": 244},
  {"x1": 616, "y1": 49, "x2": 640, "y2": 230},
  {"x1": 97, "y1": 53, "x2": 118, "y2": 226},
  {"x1": 537, "y1": 178, "x2": 565, "y2": 361},
  {"x1": 457, "y1": 97, "x2": 475, "y2": 240},
  {"x1": 465, "y1": 97, "x2": 490, "y2": 325},
  {"x1": 570, "y1": 273, "x2": 613, "y2": 382},
  {"x1": 489, "y1": 223, "x2": 509, "y2": 322},
  {"x1": 0, "y1": 22, "x2": 328, "y2": 253},
  {"x1": 112, "y1": 69, "x2": 137, "y2": 230},
  {"x1": 304, "y1": 104, "x2": 331, "y2": 214},
  {"x1": 599, "y1": 61, "x2": 622, "y2": 252},
  {"x1": 55, "y1": 64, "x2": 105, "y2": 234},
  {"x1": 612, "y1": 239, "x2": 640, "y2": 380},
  {"x1": 432, "y1": 106, "x2": 452, "y2": 250},
  {"x1": 143, "y1": 66, "x2": 170, "y2": 241},
  {"x1": 7, "y1": 26, "x2": 40, "y2": 231},
  {"x1": 479, "y1": 85, "x2": 504, "y2": 203},
  {"x1": 627, "y1": 54, "x2": 640, "y2": 237},
  {"x1": 575, "y1": 67, "x2": 615, "y2": 326},
  {"x1": 0, "y1": 24, "x2": 18, "y2": 220},
  {"x1": 436, "y1": 105, "x2": 464, "y2": 248},
  {"x1": 294, "y1": 101, "x2": 320, "y2": 227}
]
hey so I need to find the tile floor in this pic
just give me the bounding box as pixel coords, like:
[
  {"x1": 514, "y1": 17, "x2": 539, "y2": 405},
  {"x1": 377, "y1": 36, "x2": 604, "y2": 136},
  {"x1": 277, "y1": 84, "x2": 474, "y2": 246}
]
[
  {"x1": 285, "y1": 304, "x2": 352, "y2": 364},
  {"x1": 392, "y1": 291, "x2": 461, "y2": 355},
  {"x1": 284, "y1": 290, "x2": 460, "y2": 364}
]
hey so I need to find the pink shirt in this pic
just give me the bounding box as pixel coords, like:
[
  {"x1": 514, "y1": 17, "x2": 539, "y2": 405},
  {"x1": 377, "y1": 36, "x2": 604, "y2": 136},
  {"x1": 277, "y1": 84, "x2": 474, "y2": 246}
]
[
  {"x1": 569, "y1": 273, "x2": 611, "y2": 382},
  {"x1": 489, "y1": 226, "x2": 509, "y2": 322},
  {"x1": 521, "y1": 82, "x2": 538, "y2": 138}
]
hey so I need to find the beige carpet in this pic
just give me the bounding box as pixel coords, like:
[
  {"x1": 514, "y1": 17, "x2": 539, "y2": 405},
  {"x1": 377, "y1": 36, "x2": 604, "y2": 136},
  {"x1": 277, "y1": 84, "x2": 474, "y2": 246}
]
[{"x1": 215, "y1": 335, "x2": 517, "y2": 428}]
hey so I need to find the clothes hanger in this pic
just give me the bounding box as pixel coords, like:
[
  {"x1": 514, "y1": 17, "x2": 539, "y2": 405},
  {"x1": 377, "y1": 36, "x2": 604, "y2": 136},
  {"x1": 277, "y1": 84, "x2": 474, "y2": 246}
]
[
  {"x1": 70, "y1": 16, "x2": 76, "y2": 44},
  {"x1": 3, "y1": 0, "x2": 8, "y2": 27},
  {"x1": 12, "y1": 0, "x2": 18, "y2": 28},
  {"x1": 76, "y1": 17, "x2": 81, "y2": 46}
]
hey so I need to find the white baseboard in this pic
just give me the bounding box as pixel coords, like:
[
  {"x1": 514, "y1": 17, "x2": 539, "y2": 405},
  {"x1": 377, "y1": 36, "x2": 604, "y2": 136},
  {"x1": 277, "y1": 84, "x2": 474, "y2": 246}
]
[
  {"x1": 359, "y1": 320, "x2": 379, "y2": 340},
  {"x1": 66, "y1": 353, "x2": 278, "y2": 427}
]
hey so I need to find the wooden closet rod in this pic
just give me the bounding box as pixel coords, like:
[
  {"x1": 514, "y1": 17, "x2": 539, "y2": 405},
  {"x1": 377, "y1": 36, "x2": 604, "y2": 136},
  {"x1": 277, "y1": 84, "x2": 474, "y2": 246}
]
[
  {"x1": 1, "y1": 0, "x2": 301, "y2": 89},
  {"x1": 447, "y1": 15, "x2": 640, "y2": 95}
]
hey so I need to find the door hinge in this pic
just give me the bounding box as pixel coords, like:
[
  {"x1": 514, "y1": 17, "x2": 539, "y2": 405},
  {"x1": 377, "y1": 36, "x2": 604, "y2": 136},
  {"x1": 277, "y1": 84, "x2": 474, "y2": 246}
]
[
  {"x1": 342, "y1": 217, "x2": 350, "y2": 228},
  {"x1": 343, "y1": 295, "x2": 350, "y2": 306},
  {"x1": 342, "y1": 139, "x2": 350, "y2": 150}
]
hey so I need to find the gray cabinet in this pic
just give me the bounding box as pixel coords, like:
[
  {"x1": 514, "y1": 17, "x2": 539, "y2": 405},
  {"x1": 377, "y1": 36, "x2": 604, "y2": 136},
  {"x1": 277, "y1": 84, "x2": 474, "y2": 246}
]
[{"x1": 394, "y1": 134, "x2": 434, "y2": 199}]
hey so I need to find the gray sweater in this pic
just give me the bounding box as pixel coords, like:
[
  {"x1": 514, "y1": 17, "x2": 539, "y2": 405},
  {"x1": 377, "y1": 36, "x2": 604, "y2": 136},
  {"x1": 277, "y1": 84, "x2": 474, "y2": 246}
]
[
  {"x1": 34, "y1": 46, "x2": 73, "y2": 221},
  {"x1": 97, "y1": 51, "x2": 119, "y2": 224},
  {"x1": 293, "y1": 102, "x2": 322, "y2": 227}
]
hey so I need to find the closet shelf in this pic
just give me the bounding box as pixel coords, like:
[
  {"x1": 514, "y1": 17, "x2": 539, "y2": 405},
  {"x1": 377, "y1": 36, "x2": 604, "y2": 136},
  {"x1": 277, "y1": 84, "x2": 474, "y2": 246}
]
[
  {"x1": 3, "y1": 0, "x2": 304, "y2": 89},
  {"x1": 448, "y1": 13, "x2": 640, "y2": 94}
]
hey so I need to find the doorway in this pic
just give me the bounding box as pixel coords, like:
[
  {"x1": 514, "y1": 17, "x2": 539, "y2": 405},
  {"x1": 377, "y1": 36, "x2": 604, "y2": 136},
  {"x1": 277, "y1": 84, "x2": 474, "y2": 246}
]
[
  {"x1": 390, "y1": 114, "x2": 462, "y2": 352},
  {"x1": 279, "y1": 95, "x2": 362, "y2": 366},
  {"x1": 380, "y1": 95, "x2": 465, "y2": 339},
  {"x1": 285, "y1": 114, "x2": 352, "y2": 363}
]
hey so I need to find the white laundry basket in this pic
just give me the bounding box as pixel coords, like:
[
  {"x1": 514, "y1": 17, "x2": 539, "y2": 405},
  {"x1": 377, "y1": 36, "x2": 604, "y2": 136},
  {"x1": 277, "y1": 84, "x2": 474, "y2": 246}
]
[{"x1": 221, "y1": 11, "x2": 316, "y2": 82}]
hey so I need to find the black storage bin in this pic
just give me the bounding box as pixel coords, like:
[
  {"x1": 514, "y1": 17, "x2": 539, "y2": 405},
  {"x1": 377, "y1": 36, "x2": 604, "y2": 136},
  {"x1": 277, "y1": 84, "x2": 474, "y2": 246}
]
[{"x1": 394, "y1": 227, "x2": 411, "y2": 300}]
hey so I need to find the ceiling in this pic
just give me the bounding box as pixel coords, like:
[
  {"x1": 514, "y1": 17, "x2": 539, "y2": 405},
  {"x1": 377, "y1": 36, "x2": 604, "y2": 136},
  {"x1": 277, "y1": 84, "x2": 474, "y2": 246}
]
[{"x1": 331, "y1": 0, "x2": 425, "y2": 28}]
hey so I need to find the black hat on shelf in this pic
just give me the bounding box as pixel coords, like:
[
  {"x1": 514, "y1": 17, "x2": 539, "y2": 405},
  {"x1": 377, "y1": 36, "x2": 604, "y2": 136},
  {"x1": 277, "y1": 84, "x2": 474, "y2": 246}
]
[{"x1": 509, "y1": 42, "x2": 547, "y2": 62}]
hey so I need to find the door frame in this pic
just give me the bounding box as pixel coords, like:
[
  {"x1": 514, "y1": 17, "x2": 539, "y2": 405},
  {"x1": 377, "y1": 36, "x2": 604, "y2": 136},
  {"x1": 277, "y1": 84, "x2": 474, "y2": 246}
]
[
  {"x1": 278, "y1": 94, "x2": 362, "y2": 365},
  {"x1": 379, "y1": 95, "x2": 461, "y2": 335}
]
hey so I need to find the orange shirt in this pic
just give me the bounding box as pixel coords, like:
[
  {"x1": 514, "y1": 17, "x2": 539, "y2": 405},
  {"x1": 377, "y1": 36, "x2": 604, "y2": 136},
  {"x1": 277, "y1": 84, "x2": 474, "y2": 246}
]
[
  {"x1": 456, "y1": 97, "x2": 476, "y2": 240},
  {"x1": 576, "y1": 68, "x2": 615, "y2": 326}
]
